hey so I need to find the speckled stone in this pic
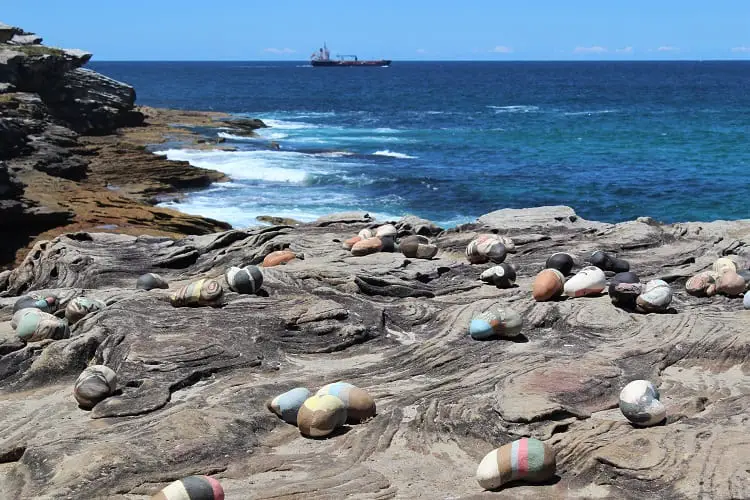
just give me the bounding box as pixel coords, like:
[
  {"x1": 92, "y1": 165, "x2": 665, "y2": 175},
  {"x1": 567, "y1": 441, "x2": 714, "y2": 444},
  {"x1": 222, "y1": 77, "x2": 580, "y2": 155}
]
[
  {"x1": 266, "y1": 387, "x2": 311, "y2": 425},
  {"x1": 73, "y1": 365, "x2": 117, "y2": 410},
  {"x1": 476, "y1": 438, "x2": 556, "y2": 490},
  {"x1": 136, "y1": 273, "x2": 169, "y2": 290},
  {"x1": 479, "y1": 263, "x2": 517, "y2": 288},
  {"x1": 225, "y1": 265, "x2": 264, "y2": 294},
  {"x1": 469, "y1": 307, "x2": 523, "y2": 339},
  {"x1": 636, "y1": 279, "x2": 673, "y2": 313},
  {"x1": 150, "y1": 475, "x2": 224, "y2": 500},
  {"x1": 619, "y1": 380, "x2": 666, "y2": 427}
]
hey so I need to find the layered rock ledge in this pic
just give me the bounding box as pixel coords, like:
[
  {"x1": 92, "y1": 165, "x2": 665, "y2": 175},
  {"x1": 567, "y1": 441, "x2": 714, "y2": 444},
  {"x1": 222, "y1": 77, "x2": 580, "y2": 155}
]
[
  {"x1": 0, "y1": 22, "x2": 268, "y2": 269},
  {"x1": 0, "y1": 207, "x2": 748, "y2": 499}
]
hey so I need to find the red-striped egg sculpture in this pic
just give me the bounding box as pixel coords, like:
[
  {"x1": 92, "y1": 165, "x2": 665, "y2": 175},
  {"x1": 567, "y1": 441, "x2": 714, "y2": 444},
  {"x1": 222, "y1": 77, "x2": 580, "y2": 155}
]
[
  {"x1": 476, "y1": 437, "x2": 556, "y2": 490},
  {"x1": 315, "y1": 382, "x2": 376, "y2": 423},
  {"x1": 151, "y1": 475, "x2": 224, "y2": 500}
]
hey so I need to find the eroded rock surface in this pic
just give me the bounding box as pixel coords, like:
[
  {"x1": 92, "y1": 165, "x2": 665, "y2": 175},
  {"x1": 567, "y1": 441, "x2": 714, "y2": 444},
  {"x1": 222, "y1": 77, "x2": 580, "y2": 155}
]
[{"x1": 0, "y1": 207, "x2": 748, "y2": 499}]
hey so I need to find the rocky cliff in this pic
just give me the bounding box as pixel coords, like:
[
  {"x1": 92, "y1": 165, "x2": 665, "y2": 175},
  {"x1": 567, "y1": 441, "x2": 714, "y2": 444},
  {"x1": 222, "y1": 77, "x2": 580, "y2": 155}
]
[
  {"x1": 0, "y1": 207, "x2": 748, "y2": 499},
  {"x1": 0, "y1": 23, "x2": 236, "y2": 268}
]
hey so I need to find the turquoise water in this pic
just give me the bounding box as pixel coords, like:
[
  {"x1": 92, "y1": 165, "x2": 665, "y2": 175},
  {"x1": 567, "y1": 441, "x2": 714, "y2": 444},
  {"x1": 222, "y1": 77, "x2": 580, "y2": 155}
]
[{"x1": 91, "y1": 61, "x2": 750, "y2": 226}]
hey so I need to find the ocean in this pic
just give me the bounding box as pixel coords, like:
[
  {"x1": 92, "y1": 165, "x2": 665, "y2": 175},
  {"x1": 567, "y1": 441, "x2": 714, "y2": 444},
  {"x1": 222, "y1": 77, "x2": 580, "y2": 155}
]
[{"x1": 90, "y1": 61, "x2": 750, "y2": 227}]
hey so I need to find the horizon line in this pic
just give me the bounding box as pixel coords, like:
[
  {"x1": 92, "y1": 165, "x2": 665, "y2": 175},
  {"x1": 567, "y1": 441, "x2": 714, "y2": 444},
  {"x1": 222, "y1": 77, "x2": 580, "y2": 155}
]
[{"x1": 90, "y1": 58, "x2": 750, "y2": 63}]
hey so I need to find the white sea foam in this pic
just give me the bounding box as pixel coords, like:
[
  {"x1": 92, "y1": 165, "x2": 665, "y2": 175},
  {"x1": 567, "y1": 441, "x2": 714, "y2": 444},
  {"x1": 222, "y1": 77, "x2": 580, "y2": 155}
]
[
  {"x1": 153, "y1": 149, "x2": 310, "y2": 183},
  {"x1": 563, "y1": 109, "x2": 618, "y2": 116},
  {"x1": 373, "y1": 150, "x2": 417, "y2": 159},
  {"x1": 262, "y1": 118, "x2": 318, "y2": 129},
  {"x1": 488, "y1": 105, "x2": 540, "y2": 113}
]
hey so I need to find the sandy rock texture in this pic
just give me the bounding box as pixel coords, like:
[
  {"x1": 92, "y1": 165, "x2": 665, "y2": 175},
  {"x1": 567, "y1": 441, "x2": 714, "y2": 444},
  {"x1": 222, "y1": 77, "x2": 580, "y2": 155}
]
[{"x1": 0, "y1": 207, "x2": 748, "y2": 499}]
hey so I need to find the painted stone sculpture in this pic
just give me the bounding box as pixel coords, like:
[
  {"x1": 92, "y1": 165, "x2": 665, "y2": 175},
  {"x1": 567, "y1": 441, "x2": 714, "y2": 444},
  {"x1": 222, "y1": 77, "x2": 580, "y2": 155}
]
[
  {"x1": 169, "y1": 279, "x2": 223, "y2": 307},
  {"x1": 476, "y1": 438, "x2": 556, "y2": 490},
  {"x1": 315, "y1": 382, "x2": 376, "y2": 423},
  {"x1": 150, "y1": 476, "x2": 224, "y2": 500},
  {"x1": 73, "y1": 365, "x2": 117, "y2": 410},
  {"x1": 469, "y1": 307, "x2": 523, "y2": 340},
  {"x1": 266, "y1": 387, "x2": 311, "y2": 425},
  {"x1": 225, "y1": 265, "x2": 264, "y2": 294},
  {"x1": 619, "y1": 380, "x2": 666, "y2": 427}
]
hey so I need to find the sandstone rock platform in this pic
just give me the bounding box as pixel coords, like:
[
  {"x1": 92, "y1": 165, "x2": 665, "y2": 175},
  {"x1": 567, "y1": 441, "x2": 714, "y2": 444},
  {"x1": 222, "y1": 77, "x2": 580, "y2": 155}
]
[{"x1": 0, "y1": 207, "x2": 748, "y2": 498}]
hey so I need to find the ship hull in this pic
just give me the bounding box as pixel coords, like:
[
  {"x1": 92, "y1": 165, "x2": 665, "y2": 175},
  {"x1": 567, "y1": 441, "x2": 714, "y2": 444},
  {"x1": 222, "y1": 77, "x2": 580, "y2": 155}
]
[{"x1": 311, "y1": 60, "x2": 391, "y2": 67}]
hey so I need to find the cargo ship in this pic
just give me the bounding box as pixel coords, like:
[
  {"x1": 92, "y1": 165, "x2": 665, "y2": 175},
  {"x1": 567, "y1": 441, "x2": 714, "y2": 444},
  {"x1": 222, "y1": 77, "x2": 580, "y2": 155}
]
[{"x1": 310, "y1": 43, "x2": 391, "y2": 67}]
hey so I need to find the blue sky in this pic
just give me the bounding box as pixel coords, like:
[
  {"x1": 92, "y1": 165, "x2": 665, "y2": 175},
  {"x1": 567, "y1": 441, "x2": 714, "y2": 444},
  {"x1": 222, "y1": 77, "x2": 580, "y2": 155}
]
[{"x1": 5, "y1": 1, "x2": 750, "y2": 61}]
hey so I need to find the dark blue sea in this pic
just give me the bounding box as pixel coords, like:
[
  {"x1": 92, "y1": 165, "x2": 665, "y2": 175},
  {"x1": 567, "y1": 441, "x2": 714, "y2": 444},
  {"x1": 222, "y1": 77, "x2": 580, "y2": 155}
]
[{"x1": 90, "y1": 61, "x2": 750, "y2": 227}]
